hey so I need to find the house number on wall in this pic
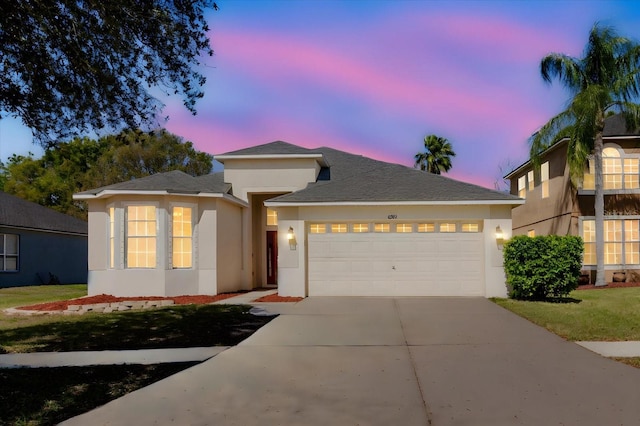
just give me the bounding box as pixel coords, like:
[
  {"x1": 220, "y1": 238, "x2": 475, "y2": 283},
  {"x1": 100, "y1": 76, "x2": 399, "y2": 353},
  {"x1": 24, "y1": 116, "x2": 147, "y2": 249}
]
[{"x1": 387, "y1": 215, "x2": 397, "y2": 219}]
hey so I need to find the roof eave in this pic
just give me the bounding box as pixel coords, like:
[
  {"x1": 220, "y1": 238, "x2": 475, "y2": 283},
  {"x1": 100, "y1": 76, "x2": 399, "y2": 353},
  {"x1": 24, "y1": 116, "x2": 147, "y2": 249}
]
[
  {"x1": 73, "y1": 190, "x2": 248, "y2": 207},
  {"x1": 264, "y1": 199, "x2": 525, "y2": 207},
  {"x1": 215, "y1": 153, "x2": 328, "y2": 167}
]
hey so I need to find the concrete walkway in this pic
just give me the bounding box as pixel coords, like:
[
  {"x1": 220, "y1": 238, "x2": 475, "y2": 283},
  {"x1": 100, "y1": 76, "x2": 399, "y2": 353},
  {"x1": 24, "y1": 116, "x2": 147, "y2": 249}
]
[
  {"x1": 59, "y1": 297, "x2": 640, "y2": 426},
  {"x1": 0, "y1": 347, "x2": 228, "y2": 368}
]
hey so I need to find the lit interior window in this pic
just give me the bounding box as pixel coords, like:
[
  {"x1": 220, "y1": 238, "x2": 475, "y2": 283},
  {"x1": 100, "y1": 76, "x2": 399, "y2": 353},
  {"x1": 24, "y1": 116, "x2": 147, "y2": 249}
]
[
  {"x1": 172, "y1": 207, "x2": 193, "y2": 268},
  {"x1": 126, "y1": 205, "x2": 157, "y2": 268},
  {"x1": 417, "y1": 223, "x2": 435, "y2": 233},
  {"x1": 396, "y1": 223, "x2": 413, "y2": 233},
  {"x1": 331, "y1": 224, "x2": 348, "y2": 233},
  {"x1": 310, "y1": 224, "x2": 326, "y2": 234},
  {"x1": 461, "y1": 223, "x2": 479, "y2": 232},
  {"x1": 439, "y1": 223, "x2": 456, "y2": 233},
  {"x1": 374, "y1": 223, "x2": 390, "y2": 233},
  {"x1": 352, "y1": 223, "x2": 369, "y2": 233},
  {"x1": 267, "y1": 208, "x2": 278, "y2": 226}
]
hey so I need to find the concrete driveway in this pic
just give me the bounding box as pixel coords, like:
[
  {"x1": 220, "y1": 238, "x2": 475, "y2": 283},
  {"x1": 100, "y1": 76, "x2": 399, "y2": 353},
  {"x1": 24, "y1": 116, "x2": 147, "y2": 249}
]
[{"x1": 62, "y1": 297, "x2": 640, "y2": 425}]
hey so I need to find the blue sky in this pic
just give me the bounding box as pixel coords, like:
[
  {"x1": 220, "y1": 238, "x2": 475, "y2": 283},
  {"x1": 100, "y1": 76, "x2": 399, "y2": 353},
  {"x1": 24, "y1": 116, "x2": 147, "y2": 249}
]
[{"x1": 2, "y1": 0, "x2": 640, "y2": 189}]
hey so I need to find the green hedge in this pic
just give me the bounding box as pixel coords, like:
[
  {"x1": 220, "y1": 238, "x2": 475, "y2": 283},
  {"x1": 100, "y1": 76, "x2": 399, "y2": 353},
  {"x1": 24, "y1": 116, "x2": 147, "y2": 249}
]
[{"x1": 503, "y1": 235, "x2": 583, "y2": 300}]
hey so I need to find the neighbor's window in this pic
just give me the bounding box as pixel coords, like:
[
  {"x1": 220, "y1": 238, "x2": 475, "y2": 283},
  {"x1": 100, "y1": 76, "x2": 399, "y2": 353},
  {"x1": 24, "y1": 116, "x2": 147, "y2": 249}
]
[
  {"x1": 439, "y1": 223, "x2": 456, "y2": 233},
  {"x1": 517, "y1": 176, "x2": 526, "y2": 198},
  {"x1": 417, "y1": 223, "x2": 435, "y2": 233},
  {"x1": 396, "y1": 223, "x2": 413, "y2": 233},
  {"x1": 0, "y1": 234, "x2": 19, "y2": 272},
  {"x1": 603, "y1": 147, "x2": 622, "y2": 190},
  {"x1": 331, "y1": 223, "x2": 348, "y2": 233},
  {"x1": 374, "y1": 223, "x2": 390, "y2": 233},
  {"x1": 527, "y1": 170, "x2": 535, "y2": 192},
  {"x1": 126, "y1": 205, "x2": 157, "y2": 268},
  {"x1": 172, "y1": 207, "x2": 193, "y2": 268},
  {"x1": 541, "y1": 161, "x2": 549, "y2": 198},
  {"x1": 352, "y1": 223, "x2": 369, "y2": 233},
  {"x1": 267, "y1": 208, "x2": 278, "y2": 226},
  {"x1": 108, "y1": 206, "x2": 115, "y2": 268},
  {"x1": 582, "y1": 219, "x2": 640, "y2": 266},
  {"x1": 461, "y1": 223, "x2": 479, "y2": 233},
  {"x1": 310, "y1": 224, "x2": 326, "y2": 234}
]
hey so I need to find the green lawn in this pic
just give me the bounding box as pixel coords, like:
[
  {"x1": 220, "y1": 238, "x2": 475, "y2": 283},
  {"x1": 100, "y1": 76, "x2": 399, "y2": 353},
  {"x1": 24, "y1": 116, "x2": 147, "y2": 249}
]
[
  {"x1": 0, "y1": 284, "x2": 87, "y2": 310},
  {"x1": 493, "y1": 287, "x2": 640, "y2": 341},
  {"x1": 0, "y1": 285, "x2": 275, "y2": 425}
]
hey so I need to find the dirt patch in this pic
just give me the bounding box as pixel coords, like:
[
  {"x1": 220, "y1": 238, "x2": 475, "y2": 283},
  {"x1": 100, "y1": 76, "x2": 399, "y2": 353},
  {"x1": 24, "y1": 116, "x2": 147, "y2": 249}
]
[
  {"x1": 577, "y1": 282, "x2": 640, "y2": 290},
  {"x1": 17, "y1": 293, "x2": 241, "y2": 311},
  {"x1": 253, "y1": 293, "x2": 303, "y2": 303}
]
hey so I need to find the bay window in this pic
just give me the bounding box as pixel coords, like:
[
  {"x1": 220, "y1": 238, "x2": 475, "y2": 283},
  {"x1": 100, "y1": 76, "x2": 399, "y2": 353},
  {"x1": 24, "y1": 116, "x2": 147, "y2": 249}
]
[
  {"x1": 172, "y1": 206, "x2": 193, "y2": 268},
  {"x1": 126, "y1": 205, "x2": 157, "y2": 268}
]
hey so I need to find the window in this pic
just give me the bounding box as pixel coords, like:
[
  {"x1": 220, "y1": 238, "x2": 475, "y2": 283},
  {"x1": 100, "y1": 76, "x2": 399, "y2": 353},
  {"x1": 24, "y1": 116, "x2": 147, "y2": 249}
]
[
  {"x1": 396, "y1": 223, "x2": 413, "y2": 233},
  {"x1": 352, "y1": 223, "x2": 369, "y2": 233},
  {"x1": 583, "y1": 220, "x2": 596, "y2": 265},
  {"x1": 541, "y1": 161, "x2": 549, "y2": 198},
  {"x1": 172, "y1": 207, "x2": 193, "y2": 268},
  {"x1": 310, "y1": 224, "x2": 326, "y2": 234},
  {"x1": 108, "y1": 207, "x2": 115, "y2": 269},
  {"x1": 582, "y1": 219, "x2": 640, "y2": 266},
  {"x1": 461, "y1": 223, "x2": 479, "y2": 233},
  {"x1": 126, "y1": 205, "x2": 157, "y2": 268},
  {"x1": 583, "y1": 148, "x2": 640, "y2": 190},
  {"x1": 439, "y1": 223, "x2": 456, "y2": 233},
  {"x1": 0, "y1": 234, "x2": 19, "y2": 271},
  {"x1": 527, "y1": 171, "x2": 535, "y2": 192},
  {"x1": 527, "y1": 230, "x2": 535, "y2": 237},
  {"x1": 331, "y1": 223, "x2": 347, "y2": 233},
  {"x1": 266, "y1": 208, "x2": 278, "y2": 226},
  {"x1": 417, "y1": 223, "x2": 435, "y2": 233},
  {"x1": 517, "y1": 176, "x2": 526, "y2": 198},
  {"x1": 374, "y1": 223, "x2": 390, "y2": 233},
  {"x1": 603, "y1": 147, "x2": 622, "y2": 189}
]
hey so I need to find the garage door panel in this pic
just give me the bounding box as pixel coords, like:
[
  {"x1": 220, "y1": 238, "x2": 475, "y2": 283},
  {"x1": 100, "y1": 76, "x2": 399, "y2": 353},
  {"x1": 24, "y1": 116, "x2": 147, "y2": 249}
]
[{"x1": 308, "y1": 232, "x2": 484, "y2": 296}]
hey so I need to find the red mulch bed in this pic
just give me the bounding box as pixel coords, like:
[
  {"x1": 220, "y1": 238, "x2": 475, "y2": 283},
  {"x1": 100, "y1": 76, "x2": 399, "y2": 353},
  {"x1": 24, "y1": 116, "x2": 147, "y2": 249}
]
[
  {"x1": 577, "y1": 282, "x2": 640, "y2": 290},
  {"x1": 17, "y1": 293, "x2": 240, "y2": 311},
  {"x1": 253, "y1": 293, "x2": 304, "y2": 303}
]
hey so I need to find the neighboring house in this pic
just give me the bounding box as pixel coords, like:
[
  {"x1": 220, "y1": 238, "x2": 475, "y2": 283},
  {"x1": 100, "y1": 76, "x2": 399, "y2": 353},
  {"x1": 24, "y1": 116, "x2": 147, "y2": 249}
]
[
  {"x1": 505, "y1": 114, "x2": 640, "y2": 283},
  {"x1": 0, "y1": 191, "x2": 88, "y2": 287},
  {"x1": 74, "y1": 141, "x2": 523, "y2": 298}
]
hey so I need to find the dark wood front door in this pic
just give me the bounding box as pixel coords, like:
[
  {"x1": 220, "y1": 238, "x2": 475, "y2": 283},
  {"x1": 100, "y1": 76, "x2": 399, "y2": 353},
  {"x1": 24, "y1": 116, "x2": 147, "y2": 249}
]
[{"x1": 266, "y1": 231, "x2": 278, "y2": 285}]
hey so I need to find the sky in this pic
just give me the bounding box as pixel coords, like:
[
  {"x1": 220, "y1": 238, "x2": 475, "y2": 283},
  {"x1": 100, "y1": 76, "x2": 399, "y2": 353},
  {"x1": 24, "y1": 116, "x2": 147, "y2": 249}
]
[{"x1": 3, "y1": 0, "x2": 640, "y2": 189}]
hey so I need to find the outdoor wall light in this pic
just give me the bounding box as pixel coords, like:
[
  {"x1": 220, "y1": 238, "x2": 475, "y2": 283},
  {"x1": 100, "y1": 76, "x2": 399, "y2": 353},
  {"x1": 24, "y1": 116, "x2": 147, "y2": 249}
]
[
  {"x1": 495, "y1": 225, "x2": 505, "y2": 249},
  {"x1": 287, "y1": 226, "x2": 297, "y2": 250}
]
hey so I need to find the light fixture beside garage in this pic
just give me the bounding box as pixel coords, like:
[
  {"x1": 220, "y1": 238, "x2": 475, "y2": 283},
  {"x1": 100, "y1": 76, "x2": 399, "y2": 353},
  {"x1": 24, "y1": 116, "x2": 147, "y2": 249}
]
[
  {"x1": 287, "y1": 226, "x2": 297, "y2": 250},
  {"x1": 495, "y1": 225, "x2": 505, "y2": 249}
]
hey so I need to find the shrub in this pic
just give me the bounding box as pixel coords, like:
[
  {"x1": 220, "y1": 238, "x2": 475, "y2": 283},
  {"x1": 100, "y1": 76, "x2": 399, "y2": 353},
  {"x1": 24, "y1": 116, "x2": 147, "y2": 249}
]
[{"x1": 503, "y1": 235, "x2": 583, "y2": 300}]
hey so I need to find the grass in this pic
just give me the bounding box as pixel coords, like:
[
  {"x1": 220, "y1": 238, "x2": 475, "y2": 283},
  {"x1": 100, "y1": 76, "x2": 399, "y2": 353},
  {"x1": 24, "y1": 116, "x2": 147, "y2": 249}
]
[
  {"x1": 0, "y1": 285, "x2": 276, "y2": 425},
  {"x1": 0, "y1": 284, "x2": 87, "y2": 310},
  {"x1": 0, "y1": 363, "x2": 197, "y2": 426},
  {"x1": 493, "y1": 287, "x2": 640, "y2": 341}
]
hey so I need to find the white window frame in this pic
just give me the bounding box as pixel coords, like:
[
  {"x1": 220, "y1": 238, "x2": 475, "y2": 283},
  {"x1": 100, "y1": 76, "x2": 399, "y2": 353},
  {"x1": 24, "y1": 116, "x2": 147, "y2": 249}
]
[
  {"x1": 0, "y1": 233, "x2": 19, "y2": 272},
  {"x1": 124, "y1": 202, "x2": 159, "y2": 269}
]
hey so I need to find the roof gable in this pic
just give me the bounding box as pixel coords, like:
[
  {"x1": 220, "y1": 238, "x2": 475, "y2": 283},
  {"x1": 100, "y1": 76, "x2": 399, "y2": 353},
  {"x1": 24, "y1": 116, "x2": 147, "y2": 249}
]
[{"x1": 0, "y1": 192, "x2": 87, "y2": 235}]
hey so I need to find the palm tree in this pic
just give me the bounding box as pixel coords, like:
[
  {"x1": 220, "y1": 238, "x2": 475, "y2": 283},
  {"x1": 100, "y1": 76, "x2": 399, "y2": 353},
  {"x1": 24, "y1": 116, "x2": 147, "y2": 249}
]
[
  {"x1": 414, "y1": 134, "x2": 456, "y2": 174},
  {"x1": 530, "y1": 23, "x2": 640, "y2": 286}
]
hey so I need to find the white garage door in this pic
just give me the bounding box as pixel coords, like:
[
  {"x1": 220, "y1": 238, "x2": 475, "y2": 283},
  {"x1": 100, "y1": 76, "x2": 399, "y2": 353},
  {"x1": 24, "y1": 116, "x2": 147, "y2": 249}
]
[{"x1": 308, "y1": 232, "x2": 484, "y2": 296}]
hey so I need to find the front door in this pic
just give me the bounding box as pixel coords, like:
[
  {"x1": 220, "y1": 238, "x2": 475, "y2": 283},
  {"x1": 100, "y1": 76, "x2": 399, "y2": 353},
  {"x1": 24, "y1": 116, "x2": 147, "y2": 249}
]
[{"x1": 266, "y1": 231, "x2": 278, "y2": 285}]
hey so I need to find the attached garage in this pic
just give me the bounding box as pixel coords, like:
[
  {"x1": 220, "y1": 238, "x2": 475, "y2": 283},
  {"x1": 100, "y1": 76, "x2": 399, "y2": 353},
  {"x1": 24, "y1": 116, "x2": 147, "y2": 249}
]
[{"x1": 307, "y1": 223, "x2": 484, "y2": 296}]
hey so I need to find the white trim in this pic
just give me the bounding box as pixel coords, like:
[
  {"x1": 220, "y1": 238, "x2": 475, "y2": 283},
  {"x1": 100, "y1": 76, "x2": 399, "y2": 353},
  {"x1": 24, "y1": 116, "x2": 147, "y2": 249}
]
[
  {"x1": 74, "y1": 191, "x2": 248, "y2": 207},
  {"x1": 0, "y1": 225, "x2": 86, "y2": 237},
  {"x1": 216, "y1": 153, "x2": 326, "y2": 163},
  {"x1": 265, "y1": 199, "x2": 524, "y2": 207}
]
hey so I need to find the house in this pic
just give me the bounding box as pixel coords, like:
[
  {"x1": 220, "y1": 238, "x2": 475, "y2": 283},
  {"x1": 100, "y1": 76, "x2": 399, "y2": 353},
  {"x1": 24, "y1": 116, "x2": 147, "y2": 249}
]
[
  {"x1": 74, "y1": 141, "x2": 523, "y2": 298},
  {"x1": 0, "y1": 191, "x2": 88, "y2": 287},
  {"x1": 505, "y1": 114, "x2": 640, "y2": 283}
]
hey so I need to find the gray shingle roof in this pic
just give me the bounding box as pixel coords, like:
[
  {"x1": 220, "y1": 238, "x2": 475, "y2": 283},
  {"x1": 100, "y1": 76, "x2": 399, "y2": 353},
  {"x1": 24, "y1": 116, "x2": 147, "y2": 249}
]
[
  {"x1": 75, "y1": 170, "x2": 230, "y2": 196},
  {"x1": 603, "y1": 114, "x2": 640, "y2": 136},
  {"x1": 268, "y1": 146, "x2": 519, "y2": 203},
  {"x1": 219, "y1": 140, "x2": 319, "y2": 156},
  {"x1": 0, "y1": 192, "x2": 87, "y2": 235}
]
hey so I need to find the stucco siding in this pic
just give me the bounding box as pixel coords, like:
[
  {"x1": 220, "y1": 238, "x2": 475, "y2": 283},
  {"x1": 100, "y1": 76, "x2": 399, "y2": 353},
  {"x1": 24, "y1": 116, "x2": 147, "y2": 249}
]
[{"x1": 216, "y1": 200, "x2": 244, "y2": 293}]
